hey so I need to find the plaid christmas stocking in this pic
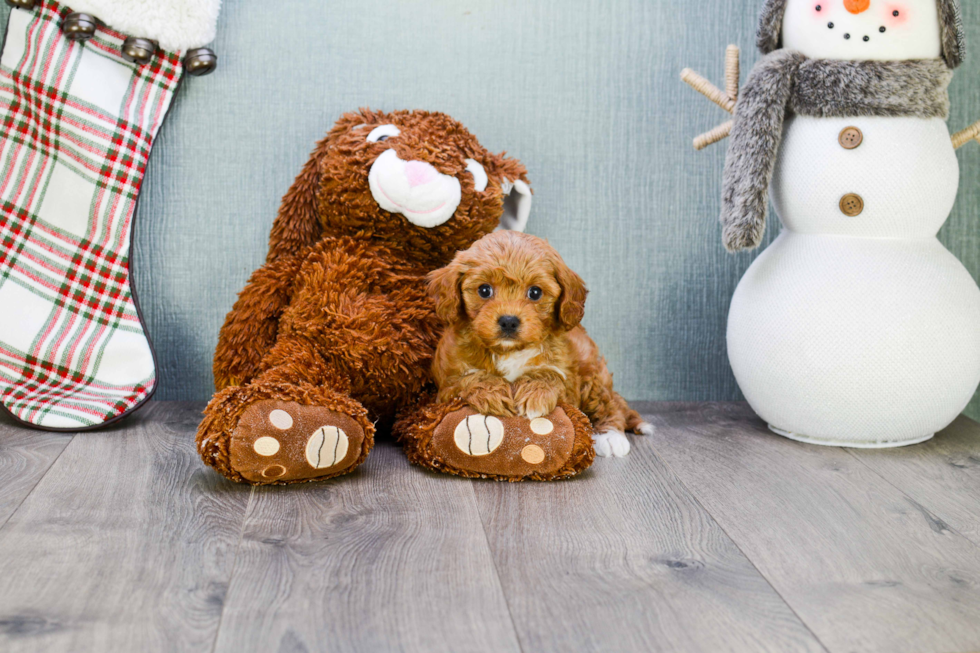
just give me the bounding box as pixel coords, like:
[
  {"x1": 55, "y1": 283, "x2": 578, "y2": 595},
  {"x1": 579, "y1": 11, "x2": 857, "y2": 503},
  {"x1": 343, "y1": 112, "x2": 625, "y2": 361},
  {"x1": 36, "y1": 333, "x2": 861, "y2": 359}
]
[{"x1": 0, "y1": 0, "x2": 219, "y2": 430}]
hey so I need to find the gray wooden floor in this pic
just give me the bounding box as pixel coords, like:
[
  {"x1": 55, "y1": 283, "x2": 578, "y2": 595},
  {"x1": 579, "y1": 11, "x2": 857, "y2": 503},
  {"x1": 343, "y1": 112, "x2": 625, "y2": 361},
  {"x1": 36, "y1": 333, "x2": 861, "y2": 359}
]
[{"x1": 1, "y1": 402, "x2": 979, "y2": 653}]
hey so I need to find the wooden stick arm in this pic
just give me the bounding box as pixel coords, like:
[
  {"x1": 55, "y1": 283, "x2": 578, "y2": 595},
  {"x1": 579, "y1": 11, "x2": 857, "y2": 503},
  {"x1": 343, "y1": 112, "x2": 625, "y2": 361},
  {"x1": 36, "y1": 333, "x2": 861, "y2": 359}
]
[
  {"x1": 952, "y1": 119, "x2": 980, "y2": 149},
  {"x1": 680, "y1": 69, "x2": 735, "y2": 114},
  {"x1": 681, "y1": 45, "x2": 740, "y2": 151},
  {"x1": 694, "y1": 121, "x2": 733, "y2": 151},
  {"x1": 724, "y1": 44, "x2": 740, "y2": 103}
]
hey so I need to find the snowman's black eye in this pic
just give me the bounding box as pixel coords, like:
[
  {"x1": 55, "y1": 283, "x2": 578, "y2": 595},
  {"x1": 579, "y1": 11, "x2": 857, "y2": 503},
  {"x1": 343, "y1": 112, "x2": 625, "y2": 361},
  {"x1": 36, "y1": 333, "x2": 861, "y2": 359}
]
[
  {"x1": 880, "y1": 26, "x2": 886, "y2": 33},
  {"x1": 828, "y1": 22, "x2": 835, "y2": 29},
  {"x1": 863, "y1": 35, "x2": 870, "y2": 41},
  {"x1": 844, "y1": 33, "x2": 851, "y2": 39},
  {"x1": 893, "y1": 10, "x2": 900, "y2": 16},
  {"x1": 478, "y1": 284, "x2": 493, "y2": 299},
  {"x1": 527, "y1": 286, "x2": 543, "y2": 301},
  {"x1": 815, "y1": 4, "x2": 822, "y2": 10}
]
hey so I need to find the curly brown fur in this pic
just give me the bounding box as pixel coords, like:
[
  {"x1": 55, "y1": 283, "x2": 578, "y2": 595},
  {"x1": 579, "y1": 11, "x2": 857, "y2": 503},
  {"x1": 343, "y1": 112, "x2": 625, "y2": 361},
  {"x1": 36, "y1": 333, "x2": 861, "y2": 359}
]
[
  {"x1": 394, "y1": 397, "x2": 595, "y2": 481},
  {"x1": 213, "y1": 110, "x2": 530, "y2": 390},
  {"x1": 199, "y1": 109, "x2": 530, "y2": 483},
  {"x1": 428, "y1": 231, "x2": 647, "y2": 436},
  {"x1": 722, "y1": 54, "x2": 952, "y2": 252}
]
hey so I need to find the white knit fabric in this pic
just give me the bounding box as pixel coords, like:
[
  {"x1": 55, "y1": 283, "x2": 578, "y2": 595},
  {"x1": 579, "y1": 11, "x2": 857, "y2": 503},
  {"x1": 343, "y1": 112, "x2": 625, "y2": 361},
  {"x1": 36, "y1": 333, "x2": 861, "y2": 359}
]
[
  {"x1": 771, "y1": 116, "x2": 958, "y2": 239},
  {"x1": 729, "y1": 0, "x2": 978, "y2": 447},
  {"x1": 781, "y1": 0, "x2": 941, "y2": 62},
  {"x1": 64, "y1": 0, "x2": 221, "y2": 51},
  {"x1": 728, "y1": 232, "x2": 980, "y2": 446}
]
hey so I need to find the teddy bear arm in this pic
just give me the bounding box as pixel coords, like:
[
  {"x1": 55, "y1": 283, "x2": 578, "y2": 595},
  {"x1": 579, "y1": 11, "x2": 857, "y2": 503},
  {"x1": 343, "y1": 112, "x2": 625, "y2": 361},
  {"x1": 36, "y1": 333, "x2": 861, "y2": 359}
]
[{"x1": 212, "y1": 252, "x2": 308, "y2": 390}]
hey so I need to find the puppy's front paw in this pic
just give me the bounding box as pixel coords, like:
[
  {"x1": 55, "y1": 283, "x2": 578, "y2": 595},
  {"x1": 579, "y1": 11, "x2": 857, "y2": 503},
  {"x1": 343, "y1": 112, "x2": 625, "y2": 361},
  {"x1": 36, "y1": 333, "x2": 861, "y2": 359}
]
[
  {"x1": 513, "y1": 380, "x2": 560, "y2": 420},
  {"x1": 463, "y1": 390, "x2": 517, "y2": 417},
  {"x1": 593, "y1": 430, "x2": 631, "y2": 458}
]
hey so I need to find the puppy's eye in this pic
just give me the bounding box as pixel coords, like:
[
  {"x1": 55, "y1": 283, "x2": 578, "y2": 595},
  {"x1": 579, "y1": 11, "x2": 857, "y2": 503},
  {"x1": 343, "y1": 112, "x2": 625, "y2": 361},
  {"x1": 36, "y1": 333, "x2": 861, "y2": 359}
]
[
  {"x1": 367, "y1": 124, "x2": 400, "y2": 142},
  {"x1": 527, "y1": 286, "x2": 543, "y2": 301},
  {"x1": 478, "y1": 284, "x2": 494, "y2": 299}
]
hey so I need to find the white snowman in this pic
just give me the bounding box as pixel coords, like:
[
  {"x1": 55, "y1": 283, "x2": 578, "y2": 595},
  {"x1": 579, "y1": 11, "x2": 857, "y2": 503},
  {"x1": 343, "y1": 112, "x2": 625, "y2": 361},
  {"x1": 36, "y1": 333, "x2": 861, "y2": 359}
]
[{"x1": 684, "y1": 0, "x2": 980, "y2": 447}]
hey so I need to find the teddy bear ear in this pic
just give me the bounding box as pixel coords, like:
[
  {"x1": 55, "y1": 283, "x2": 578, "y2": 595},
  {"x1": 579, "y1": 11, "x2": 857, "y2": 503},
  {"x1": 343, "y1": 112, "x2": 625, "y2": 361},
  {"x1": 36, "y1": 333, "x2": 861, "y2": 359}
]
[
  {"x1": 487, "y1": 152, "x2": 532, "y2": 232},
  {"x1": 497, "y1": 177, "x2": 532, "y2": 232}
]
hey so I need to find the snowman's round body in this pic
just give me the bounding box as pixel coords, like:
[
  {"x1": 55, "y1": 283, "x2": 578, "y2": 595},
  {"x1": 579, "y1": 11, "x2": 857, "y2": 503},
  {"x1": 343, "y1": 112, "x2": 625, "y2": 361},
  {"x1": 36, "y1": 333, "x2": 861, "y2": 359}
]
[
  {"x1": 728, "y1": 115, "x2": 980, "y2": 446},
  {"x1": 726, "y1": 0, "x2": 980, "y2": 446}
]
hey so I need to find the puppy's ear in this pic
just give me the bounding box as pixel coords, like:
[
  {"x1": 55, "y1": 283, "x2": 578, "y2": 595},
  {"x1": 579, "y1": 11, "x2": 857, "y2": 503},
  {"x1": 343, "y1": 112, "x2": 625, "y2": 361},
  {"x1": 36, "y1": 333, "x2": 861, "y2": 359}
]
[
  {"x1": 427, "y1": 259, "x2": 467, "y2": 325},
  {"x1": 554, "y1": 256, "x2": 588, "y2": 331}
]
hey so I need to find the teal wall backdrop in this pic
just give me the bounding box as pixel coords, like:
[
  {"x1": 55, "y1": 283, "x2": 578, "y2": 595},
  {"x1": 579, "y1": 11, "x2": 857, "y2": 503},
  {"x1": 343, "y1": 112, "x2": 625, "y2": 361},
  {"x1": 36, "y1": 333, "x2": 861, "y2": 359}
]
[{"x1": 5, "y1": 1, "x2": 978, "y2": 415}]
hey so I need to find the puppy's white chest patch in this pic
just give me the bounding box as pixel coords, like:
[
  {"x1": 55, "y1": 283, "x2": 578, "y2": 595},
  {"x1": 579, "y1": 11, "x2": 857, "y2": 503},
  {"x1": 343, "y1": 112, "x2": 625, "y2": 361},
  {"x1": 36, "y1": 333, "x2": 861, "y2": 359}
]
[{"x1": 494, "y1": 347, "x2": 541, "y2": 383}]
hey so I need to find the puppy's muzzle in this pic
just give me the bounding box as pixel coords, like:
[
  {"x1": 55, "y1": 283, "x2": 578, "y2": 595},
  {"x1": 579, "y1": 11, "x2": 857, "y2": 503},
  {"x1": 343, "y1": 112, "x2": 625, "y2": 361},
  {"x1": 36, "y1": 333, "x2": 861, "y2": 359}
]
[{"x1": 498, "y1": 315, "x2": 521, "y2": 337}]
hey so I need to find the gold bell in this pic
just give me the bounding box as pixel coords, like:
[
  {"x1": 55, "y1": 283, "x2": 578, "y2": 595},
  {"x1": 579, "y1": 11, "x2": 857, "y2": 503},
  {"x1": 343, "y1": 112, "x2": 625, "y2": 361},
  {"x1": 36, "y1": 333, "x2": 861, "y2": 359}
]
[
  {"x1": 63, "y1": 12, "x2": 98, "y2": 41},
  {"x1": 121, "y1": 37, "x2": 157, "y2": 65},
  {"x1": 183, "y1": 48, "x2": 217, "y2": 76}
]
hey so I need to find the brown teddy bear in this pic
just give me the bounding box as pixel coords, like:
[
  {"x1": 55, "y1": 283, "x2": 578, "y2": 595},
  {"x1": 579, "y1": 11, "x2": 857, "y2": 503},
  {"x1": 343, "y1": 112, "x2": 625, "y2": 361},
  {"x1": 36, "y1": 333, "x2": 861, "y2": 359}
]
[{"x1": 196, "y1": 109, "x2": 593, "y2": 485}]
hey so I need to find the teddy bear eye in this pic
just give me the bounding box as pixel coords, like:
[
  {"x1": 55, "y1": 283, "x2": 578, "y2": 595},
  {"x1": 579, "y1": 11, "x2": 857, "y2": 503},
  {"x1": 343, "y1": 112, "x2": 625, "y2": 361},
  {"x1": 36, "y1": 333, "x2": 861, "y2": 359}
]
[
  {"x1": 527, "y1": 286, "x2": 543, "y2": 301},
  {"x1": 478, "y1": 284, "x2": 493, "y2": 299},
  {"x1": 366, "y1": 124, "x2": 400, "y2": 143},
  {"x1": 464, "y1": 159, "x2": 488, "y2": 192}
]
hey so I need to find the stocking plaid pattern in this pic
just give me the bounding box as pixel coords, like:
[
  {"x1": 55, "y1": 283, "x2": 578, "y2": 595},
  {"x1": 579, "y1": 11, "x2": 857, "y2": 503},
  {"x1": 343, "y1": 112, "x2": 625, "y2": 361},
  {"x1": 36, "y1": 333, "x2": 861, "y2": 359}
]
[{"x1": 0, "y1": 0, "x2": 182, "y2": 429}]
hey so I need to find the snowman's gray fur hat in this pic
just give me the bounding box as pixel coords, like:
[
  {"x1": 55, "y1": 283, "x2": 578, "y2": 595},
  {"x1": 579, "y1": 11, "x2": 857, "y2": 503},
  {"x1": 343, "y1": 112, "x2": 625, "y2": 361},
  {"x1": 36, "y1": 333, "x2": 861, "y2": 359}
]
[{"x1": 757, "y1": 0, "x2": 965, "y2": 68}]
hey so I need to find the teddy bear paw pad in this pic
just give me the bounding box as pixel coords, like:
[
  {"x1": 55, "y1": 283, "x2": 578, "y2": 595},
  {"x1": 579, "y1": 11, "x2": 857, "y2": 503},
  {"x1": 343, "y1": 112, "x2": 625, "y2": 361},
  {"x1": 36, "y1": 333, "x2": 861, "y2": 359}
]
[
  {"x1": 229, "y1": 400, "x2": 366, "y2": 484},
  {"x1": 432, "y1": 408, "x2": 583, "y2": 479},
  {"x1": 453, "y1": 414, "x2": 505, "y2": 456}
]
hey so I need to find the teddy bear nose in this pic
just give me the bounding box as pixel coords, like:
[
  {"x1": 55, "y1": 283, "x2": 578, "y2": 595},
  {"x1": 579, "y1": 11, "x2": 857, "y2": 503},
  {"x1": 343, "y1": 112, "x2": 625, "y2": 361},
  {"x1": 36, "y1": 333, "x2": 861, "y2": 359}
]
[
  {"x1": 404, "y1": 160, "x2": 438, "y2": 188},
  {"x1": 498, "y1": 315, "x2": 521, "y2": 335},
  {"x1": 843, "y1": 0, "x2": 870, "y2": 14}
]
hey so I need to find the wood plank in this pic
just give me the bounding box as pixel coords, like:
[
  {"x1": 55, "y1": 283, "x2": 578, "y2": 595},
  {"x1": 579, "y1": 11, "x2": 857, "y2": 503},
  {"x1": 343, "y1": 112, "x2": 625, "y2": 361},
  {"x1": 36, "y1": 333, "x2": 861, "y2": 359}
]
[
  {"x1": 0, "y1": 402, "x2": 250, "y2": 652},
  {"x1": 0, "y1": 411, "x2": 72, "y2": 529},
  {"x1": 647, "y1": 402, "x2": 980, "y2": 653},
  {"x1": 847, "y1": 415, "x2": 980, "y2": 546},
  {"x1": 212, "y1": 440, "x2": 522, "y2": 653},
  {"x1": 474, "y1": 423, "x2": 826, "y2": 652}
]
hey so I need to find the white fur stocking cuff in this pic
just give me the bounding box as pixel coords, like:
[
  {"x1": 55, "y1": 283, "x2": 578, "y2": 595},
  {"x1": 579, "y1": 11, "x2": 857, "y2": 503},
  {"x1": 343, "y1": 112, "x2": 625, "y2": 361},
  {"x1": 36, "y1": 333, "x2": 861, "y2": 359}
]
[{"x1": 63, "y1": 0, "x2": 221, "y2": 51}]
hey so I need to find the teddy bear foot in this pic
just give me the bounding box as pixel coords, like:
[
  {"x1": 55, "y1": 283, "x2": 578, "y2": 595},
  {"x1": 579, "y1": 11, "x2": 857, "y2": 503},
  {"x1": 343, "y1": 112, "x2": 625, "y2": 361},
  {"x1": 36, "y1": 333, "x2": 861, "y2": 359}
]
[
  {"x1": 397, "y1": 401, "x2": 595, "y2": 481},
  {"x1": 224, "y1": 400, "x2": 369, "y2": 484}
]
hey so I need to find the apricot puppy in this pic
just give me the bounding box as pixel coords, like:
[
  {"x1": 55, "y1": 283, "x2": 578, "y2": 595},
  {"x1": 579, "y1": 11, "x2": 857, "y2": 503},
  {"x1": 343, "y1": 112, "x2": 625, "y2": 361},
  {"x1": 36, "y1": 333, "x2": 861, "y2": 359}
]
[{"x1": 428, "y1": 231, "x2": 652, "y2": 457}]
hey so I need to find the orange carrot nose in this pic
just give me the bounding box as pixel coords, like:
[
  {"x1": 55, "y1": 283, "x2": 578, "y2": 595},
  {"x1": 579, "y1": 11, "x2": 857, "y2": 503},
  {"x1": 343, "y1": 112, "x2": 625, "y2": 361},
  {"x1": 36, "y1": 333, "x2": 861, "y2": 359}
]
[{"x1": 844, "y1": 0, "x2": 871, "y2": 13}]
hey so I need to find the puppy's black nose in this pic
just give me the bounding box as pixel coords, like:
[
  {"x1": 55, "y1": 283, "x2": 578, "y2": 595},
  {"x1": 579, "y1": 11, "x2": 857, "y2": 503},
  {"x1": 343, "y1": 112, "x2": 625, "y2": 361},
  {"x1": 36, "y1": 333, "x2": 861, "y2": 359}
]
[{"x1": 498, "y1": 315, "x2": 521, "y2": 335}]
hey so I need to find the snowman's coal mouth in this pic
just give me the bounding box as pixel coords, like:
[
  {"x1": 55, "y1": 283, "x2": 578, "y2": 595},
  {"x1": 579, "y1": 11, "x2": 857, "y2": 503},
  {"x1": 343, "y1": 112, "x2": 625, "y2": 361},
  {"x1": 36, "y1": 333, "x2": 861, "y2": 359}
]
[{"x1": 829, "y1": 21, "x2": 886, "y2": 42}]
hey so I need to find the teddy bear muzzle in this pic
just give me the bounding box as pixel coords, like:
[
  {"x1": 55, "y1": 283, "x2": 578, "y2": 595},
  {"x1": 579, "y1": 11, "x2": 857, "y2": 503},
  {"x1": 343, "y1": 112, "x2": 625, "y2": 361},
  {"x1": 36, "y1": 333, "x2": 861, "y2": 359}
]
[{"x1": 368, "y1": 149, "x2": 462, "y2": 228}]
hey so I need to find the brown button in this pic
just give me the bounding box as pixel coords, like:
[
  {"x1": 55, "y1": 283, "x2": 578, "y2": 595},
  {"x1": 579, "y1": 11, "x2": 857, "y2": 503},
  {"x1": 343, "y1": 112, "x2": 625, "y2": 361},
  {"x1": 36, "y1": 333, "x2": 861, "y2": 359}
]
[
  {"x1": 840, "y1": 193, "x2": 864, "y2": 216},
  {"x1": 839, "y1": 126, "x2": 863, "y2": 149}
]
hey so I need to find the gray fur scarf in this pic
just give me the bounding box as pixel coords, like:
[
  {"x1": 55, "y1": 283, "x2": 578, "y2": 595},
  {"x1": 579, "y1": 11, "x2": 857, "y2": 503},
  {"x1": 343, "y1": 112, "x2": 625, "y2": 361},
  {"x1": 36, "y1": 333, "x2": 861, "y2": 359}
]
[{"x1": 720, "y1": 53, "x2": 952, "y2": 252}]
